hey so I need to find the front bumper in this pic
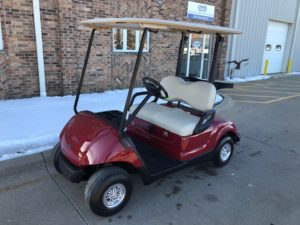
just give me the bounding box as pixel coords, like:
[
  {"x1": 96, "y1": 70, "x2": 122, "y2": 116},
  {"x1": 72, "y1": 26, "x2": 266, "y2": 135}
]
[{"x1": 57, "y1": 152, "x2": 85, "y2": 183}]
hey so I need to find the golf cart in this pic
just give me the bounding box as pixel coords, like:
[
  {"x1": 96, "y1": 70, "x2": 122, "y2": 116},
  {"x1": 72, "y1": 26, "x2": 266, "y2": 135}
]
[{"x1": 52, "y1": 18, "x2": 241, "y2": 217}]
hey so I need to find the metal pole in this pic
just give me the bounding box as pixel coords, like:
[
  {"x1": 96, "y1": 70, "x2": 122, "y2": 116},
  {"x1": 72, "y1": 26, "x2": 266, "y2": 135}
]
[
  {"x1": 199, "y1": 34, "x2": 206, "y2": 79},
  {"x1": 175, "y1": 32, "x2": 188, "y2": 76},
  {"x1": 73, "y1": 29, "x2": 95, "y2": 114},
  {"x1": 119, "y1": 28, "x2": 148, "y2": 133},
  {"x1": 186, "y1": 34, "x2": 192, "y2": 77},
  {"x1": 208, "y1": 34, "x2": 224, "y2": 83},
  {"x1": 124, "y1": 94, "x2": 151, "y2": 129}
]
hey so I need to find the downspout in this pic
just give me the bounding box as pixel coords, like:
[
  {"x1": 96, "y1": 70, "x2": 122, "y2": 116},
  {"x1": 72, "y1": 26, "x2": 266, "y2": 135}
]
[{"x1": 33, "y1": 0, "x2": 47, "y2": 96}]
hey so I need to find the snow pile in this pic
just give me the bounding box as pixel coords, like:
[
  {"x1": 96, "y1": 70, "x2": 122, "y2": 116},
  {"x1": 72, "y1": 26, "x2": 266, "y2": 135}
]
[
  {"x1": 0, "y1": 88, "x2": 223, "y2": 161},
  {"x1": 225, "y1": 75, "x2": 271, "y2": 83}
]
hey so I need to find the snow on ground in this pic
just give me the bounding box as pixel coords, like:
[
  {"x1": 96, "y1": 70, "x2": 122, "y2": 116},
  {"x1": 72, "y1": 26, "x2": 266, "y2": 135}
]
[
  {"x1": 0, "y1": 88, "x2": 223, "y2": 161},
  {"x1": 286, "y1": 72, "x2": 300, "y2": 75},
  {"x1": 225, "y1": 75, "x2": 271, "y2": 82}
]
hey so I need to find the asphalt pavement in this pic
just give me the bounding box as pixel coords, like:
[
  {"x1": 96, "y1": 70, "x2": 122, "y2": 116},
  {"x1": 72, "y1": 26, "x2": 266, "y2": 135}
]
[{"x1": 1, "y1": 75, "x2": 300, "y2": 225}]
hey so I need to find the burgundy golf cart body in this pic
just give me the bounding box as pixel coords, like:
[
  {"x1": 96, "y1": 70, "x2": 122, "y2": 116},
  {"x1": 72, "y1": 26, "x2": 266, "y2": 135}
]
[
  {"x1": 60, "y1": 110, "x2": 238, "y2": 168},
  {"x1": 52, "y1": 18, "x2": 241, "y2": 216}
]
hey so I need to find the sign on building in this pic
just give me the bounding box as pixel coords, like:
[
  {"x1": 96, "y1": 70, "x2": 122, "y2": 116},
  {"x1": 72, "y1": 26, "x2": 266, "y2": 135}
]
[{"x1": 187, "y1": 1, "x2": 215, "y2": 22}]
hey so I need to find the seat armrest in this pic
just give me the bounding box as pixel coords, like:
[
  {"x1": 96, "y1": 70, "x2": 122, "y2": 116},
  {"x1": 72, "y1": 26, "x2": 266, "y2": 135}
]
[{"x1": 193, "y1": 109, "x2": 216, "y2": 134}]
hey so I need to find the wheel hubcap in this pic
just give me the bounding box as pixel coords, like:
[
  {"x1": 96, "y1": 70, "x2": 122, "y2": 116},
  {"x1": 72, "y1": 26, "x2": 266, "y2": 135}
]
[
  {"x1": 220, "y1": 143, "x2": 232, "y2": 162},
  {"x1": 103, "y1": 183, "x2": 126, "y2": 208}
]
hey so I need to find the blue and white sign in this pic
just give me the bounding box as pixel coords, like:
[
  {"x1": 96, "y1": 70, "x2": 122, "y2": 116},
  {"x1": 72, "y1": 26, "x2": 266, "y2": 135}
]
[{"x1": 187, "y1": 1, "x2": 215, "y2": 22}]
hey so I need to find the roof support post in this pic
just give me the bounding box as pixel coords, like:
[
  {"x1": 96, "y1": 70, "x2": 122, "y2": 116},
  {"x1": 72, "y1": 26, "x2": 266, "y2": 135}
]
[
  {"x1": 73, "y1": 29, "x2": 95, "y2": 114},
  {"x1": 119, "y1": 28, "x2": 148, "y2": 134},
  {"x1": 209, "y1": 33, "x2": 224, "y2": 83},
  {"x1": 175, "y1": 32, "x2": 188, "y2": 77}
]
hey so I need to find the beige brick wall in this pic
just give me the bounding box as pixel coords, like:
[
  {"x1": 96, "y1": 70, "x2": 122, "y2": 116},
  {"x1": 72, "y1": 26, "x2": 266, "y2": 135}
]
[{"x1": 0, "y1": 0, "x2": 232, "y2": 99}]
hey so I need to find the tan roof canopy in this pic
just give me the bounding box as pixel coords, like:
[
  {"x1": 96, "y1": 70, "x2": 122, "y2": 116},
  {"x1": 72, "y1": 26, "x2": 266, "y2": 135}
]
[{"x1": 81, "y1": 18, "x2": 242, "y2": 35}]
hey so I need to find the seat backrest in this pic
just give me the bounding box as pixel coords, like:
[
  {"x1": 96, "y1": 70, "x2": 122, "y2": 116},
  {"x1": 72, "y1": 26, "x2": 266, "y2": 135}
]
[{"x1": 160, "y1": 76, "x2": 216, "y2": 112}]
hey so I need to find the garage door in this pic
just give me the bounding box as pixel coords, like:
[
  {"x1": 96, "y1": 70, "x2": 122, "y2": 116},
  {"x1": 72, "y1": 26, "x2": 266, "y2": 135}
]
[{"x1": 261, "y1": 21, "x2": 288, "y2": 74}]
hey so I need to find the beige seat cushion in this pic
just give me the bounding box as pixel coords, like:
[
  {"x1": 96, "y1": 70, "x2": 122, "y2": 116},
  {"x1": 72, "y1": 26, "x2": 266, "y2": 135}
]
[
  {"x1": 151, "y1": 107, "x2": 200, "y2": 136},
  {"x1": 130, "y1": 103, "x2": 199, "y2": 136},
  {"x1": 160, "y1": 76, "x2": 216, "y2": 112},
  {"x1": 129, "y1": 76, "x2": 215, "y2": 136},
  {"x1": 129, "y1": 102, "x2": 170, "y2": 123}
]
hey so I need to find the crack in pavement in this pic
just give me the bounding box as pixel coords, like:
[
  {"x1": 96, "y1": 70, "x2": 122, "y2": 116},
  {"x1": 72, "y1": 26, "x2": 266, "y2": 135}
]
[{"x1": 40, "y1": 152, "x2": 89, "y2": 225}]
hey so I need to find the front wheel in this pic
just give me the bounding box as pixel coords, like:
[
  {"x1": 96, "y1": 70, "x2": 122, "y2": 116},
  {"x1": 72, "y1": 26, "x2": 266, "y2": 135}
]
[
  {"x1": 213, "y1": 136, "x2": 234, "y2": 167},
  {"x1": 84, "y1": 166, "x2": 132, "y2": 217}
]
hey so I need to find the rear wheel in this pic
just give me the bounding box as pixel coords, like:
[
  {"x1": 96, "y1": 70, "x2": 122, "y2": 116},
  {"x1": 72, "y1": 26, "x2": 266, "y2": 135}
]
[
  {"x1": 51, "y1": 143, "x2": 62, "y2": 173},
  {"x1": 213, "y1": 136, "x2": 234, "y2": 167},
  {"x1": 84, "y1": 166, "x2": 132, "y2": 217}
]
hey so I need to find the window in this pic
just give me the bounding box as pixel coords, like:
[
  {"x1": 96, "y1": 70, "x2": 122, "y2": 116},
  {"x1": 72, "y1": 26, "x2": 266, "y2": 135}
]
[
  {"x1": 113, "y1": 28, "x2": 149, "y2": 52},
  {"x1": 275, "y1": 45, "x2": 281, "y2": 51},
  {"x1": 179, "y1": 33, "x2": 212, "y2": 80},
  {"x1": 265, "y1": 44, "x2": 272, "y2": 51},
  {"x1": 0, "y1": 20, "x2": 3, "y2": 51}
]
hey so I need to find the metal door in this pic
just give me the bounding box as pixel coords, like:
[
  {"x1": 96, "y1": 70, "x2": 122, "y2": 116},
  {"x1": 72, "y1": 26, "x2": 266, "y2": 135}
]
[{"x1": 261, "y1": 21, "x2": 288, "y2": 74}]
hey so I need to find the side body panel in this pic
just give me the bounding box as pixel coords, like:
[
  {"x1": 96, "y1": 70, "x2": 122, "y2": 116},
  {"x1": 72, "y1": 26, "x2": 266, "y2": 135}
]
[{"x1": 127, "y1": 116, "x2": 239, "y2": 161}]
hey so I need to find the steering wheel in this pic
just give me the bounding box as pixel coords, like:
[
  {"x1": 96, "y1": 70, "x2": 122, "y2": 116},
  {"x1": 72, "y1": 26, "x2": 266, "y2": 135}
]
[{"x1": 142, "y1": 77, "x2": 168, "y2": 99}]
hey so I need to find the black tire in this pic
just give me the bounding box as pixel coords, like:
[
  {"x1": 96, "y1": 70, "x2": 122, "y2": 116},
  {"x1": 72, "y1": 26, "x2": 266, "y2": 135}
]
[
  {"x1": 51, "y1": 143, "x2": 62, "y2": 173},
  {"x1": 213, "y1": 136, "x2": 234, "y2": 167},
  {"x1": 84, "y1": 166, "x2": 133, "y2": 217}
]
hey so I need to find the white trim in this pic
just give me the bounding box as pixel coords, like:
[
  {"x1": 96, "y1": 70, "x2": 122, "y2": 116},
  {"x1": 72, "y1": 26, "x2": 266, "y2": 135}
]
[
  {"x1": 135, "y1": 30, "x2": 139, "y2": 51},
  {"x1": 199, "y1": 34, "x2": 206, "y2": 79},
  {"x1": 113, "y1": 49, "x2": 150, "y2": 53},
  {"x1": 185, "y1": 34, "x2": 192, "y2": 77},
  {"x1": 207, "y1": 34, "x2": 213, "y2": 78},
  {"x1": 123, "y1": 29, "x2": 127, "y2": 51},
  {"x1": 33, "y1": 0, "x2": 47, "y2": 97},
  {"x1": 0, "y1": 20, "x2": 3, "y2": 51}
]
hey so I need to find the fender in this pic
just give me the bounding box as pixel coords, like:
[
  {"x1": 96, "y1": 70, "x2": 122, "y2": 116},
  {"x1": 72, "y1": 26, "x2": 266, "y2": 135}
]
[
  {"x1": 213, "y1": 121, "x2": 240, "y2": 149},
  {"x1": 60, "y1": 112, "x2": 142, "y2": 168}
]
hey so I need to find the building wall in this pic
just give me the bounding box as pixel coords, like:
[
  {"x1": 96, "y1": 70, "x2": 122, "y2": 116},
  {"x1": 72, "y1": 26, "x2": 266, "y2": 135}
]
[
  {"x1": 0, "y1": 0, "x2": 232, "y2": 99},
  {"x1": 1, "y1": 0, "x2": 40, "y2": 98},
  {"x1": 227, "y1": 0, "x2": 299, "y2": 78},
  {"x1": 292, "y1": 30, "x2": 300, "y2": 72},
  {"x1": 291, "y1": 4, "x2": 300, "y2": 72}
]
